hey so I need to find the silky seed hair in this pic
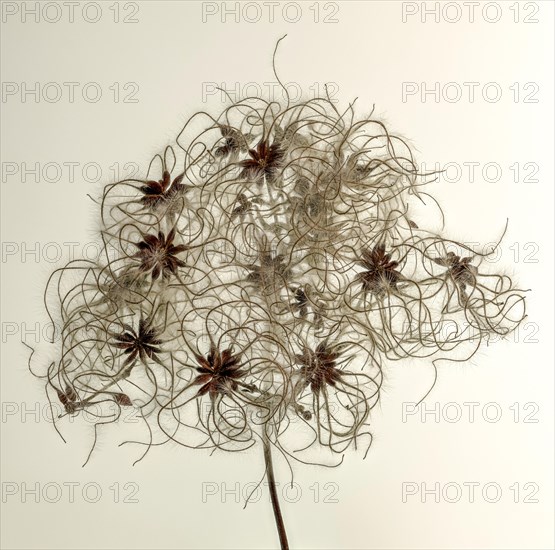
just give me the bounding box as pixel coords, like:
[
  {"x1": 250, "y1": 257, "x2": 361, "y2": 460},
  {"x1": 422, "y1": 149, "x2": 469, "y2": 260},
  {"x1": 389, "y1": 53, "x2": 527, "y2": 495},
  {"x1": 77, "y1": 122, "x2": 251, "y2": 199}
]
[{"x1": 30, "y1": 41, "x2": 527, "y2": 473}]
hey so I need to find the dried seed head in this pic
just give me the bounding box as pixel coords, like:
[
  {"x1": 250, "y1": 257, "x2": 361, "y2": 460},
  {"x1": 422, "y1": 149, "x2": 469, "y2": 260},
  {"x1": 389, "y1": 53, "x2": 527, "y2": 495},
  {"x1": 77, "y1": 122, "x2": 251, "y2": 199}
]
[
  {"x1": 111, "y1": 316, "x2": 163, "y2": 368},
  {"x1": 356, "y1": 244, "x2": 402, "y2": 295},
  {"x1": 132, "y1": 228, "x2": 187, "y2": 280},
  {"x1": 238, "y1": 139, "x2": 284, "y2": 181},
  {"x1": 192, "y1": 345, "x2": 247, "y2": 399},
  {"x1": 140, "y1": 170, "x2": 188, "y2": 208}
]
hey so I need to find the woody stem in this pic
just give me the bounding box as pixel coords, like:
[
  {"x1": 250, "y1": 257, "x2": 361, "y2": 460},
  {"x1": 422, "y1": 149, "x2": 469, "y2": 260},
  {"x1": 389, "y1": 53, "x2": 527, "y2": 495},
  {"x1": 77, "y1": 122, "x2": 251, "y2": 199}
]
[{"x1": 262, "y1": 432, "x2": 289, "y2": 550}]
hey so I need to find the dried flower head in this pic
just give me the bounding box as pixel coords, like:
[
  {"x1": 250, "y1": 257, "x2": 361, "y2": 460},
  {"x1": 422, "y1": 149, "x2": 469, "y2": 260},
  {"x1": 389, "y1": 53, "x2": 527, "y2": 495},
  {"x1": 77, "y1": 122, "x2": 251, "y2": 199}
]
[
  {"x1": 239, "y1": 138, "x2": 284, "y2": 181},
  {"x1": 434, "y1": 251, "x2": 477, "y2": 293},
  {"x1": 295, "y1": 342, "x2": 342, "y2": 394},
  {"x1": 132, "y1": 228, "x2": 187, "y2": 280},
  {"x1": 192, "y1": 345, "x2": 247, "y2": 399},
  {"x1": 29, "y1": 38, "x2": 527, "y2": 550},
  {"x1": 140, "y1": 169, "x2": 187, "y2": 208},
  {"x1": 215, "y1": 124, "x2": 253, "y2": 157},
  {"x1": 110, "y1": 316, "x2": 164, "y2": 370},
  {"x1": 356, "y1": 243, "x2": 403, "y2": 295}
]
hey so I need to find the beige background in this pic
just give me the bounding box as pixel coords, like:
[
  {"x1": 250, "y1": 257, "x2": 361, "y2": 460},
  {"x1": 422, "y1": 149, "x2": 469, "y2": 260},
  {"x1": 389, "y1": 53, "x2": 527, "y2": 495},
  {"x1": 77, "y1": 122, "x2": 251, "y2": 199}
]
[{"x1": 1, "y1": 1, "x2": 553, "y2": 549}]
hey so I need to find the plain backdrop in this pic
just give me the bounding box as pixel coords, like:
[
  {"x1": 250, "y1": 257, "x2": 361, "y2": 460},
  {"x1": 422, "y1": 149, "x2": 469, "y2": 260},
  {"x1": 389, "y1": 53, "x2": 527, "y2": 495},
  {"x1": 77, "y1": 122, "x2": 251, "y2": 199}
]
[{"x1": 1, "y1": 1, "x2": 553, "y2": 549}]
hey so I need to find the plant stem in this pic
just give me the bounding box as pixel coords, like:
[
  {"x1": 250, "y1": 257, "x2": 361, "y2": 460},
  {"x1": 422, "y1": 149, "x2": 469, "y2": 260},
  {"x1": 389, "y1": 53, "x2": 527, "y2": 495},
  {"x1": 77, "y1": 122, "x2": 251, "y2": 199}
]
[{"x1": 263, "y1": 433, "x2": 289, "y2": 550}]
